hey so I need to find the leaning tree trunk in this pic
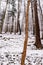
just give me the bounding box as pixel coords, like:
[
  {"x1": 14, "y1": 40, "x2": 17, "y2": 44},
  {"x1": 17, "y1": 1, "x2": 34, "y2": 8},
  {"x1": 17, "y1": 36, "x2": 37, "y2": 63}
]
[
  {"x1": 21, "y1": 0, "x2": 30, "y2": 65},
  {"x1": 34, "y1": 0, "x2": 43, "y2": 49}
]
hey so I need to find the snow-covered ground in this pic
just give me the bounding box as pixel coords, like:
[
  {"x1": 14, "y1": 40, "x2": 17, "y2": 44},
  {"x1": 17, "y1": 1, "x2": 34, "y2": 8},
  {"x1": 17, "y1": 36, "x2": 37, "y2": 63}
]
[{"x1": 0, "y1": 33, "x2": 43, "y2": 65}]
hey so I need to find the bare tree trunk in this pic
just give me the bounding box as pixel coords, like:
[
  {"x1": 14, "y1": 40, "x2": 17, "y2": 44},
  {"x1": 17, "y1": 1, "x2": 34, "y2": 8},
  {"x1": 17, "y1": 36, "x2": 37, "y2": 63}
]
[
  {"x1": 10, "y1": 0, "x2": 14, "y2": 33},
  {"x1": 17, "y1": 0, "x2": 21, "y2": 35},
  {"x1": 34, "y1": 0, "x2": 43, "y2": 49},
  {"x1": 38, "y1": 0, "x2": 43, "y2": 39},
  {"x1": 0, "y1": 0, "x2": 8, "y2": 33},
  {"x1": 0, "y1": 0, "x2": 1, "y2": 33},
  {"x1": 31, "y1": 0, "x2": 35, "y2": 35},
  {"x1": 21, "y1": 0, "x2": 30, "y2": 65},
  {"x1": 21, "y1": 0, "x2": 26, "y2": 32}
]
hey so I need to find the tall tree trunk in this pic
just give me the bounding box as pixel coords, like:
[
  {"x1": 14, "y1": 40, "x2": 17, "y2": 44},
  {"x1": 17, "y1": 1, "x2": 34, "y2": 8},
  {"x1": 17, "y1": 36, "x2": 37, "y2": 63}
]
[
  {"x1": 0, "y1": 0, "x2": 8, "y2": 33},
  {"x1": 38, "y1": 0, "x2": 43, "y2": 39},
  {"x1": 17, "y1": 0, "x2": 21, "y2": 35},
  {"x1": 11, "y1": 0, "x2": 14, "y2": 33},
  {"x1": 31, "y1": 0, "x2": 35, "y2": 35},
  {"x1": 34, "y1": 0, "x2": 43, "y2": 49},
  {"x1": 22, "y1": 0, "x2": 26, "y2": 32},
  {"x1": 21, "y1": 0, "x2": 30, "y2": 65}
]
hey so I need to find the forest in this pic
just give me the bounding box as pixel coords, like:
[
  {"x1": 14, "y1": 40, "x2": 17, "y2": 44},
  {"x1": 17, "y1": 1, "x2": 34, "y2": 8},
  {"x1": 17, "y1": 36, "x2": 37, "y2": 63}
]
[{"x1": 0, "y1": 0, "x2": 43, "y2": 65}]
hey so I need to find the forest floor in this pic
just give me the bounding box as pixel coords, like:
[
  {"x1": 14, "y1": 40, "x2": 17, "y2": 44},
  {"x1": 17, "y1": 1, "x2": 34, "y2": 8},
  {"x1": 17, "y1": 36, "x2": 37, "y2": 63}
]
[{"x1": 0, "y1": 32, "x2": 43, "y2": 65}]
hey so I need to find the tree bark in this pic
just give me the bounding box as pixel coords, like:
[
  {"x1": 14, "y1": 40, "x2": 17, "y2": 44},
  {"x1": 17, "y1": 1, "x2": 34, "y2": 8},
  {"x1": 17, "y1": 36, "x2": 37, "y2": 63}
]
[
  {"x1": 31, "y1": 0, "x2": 35, "y2": 35},
  {"x1": 0, "y1": 0, "x2": 8, "y2": 33},
  {"x1": 34, "y1": 0, "x2": 43, "y2": 49},
  {"x1": 21, "y1": 0, "x2": 30, "y2": 65},
  {"x1": 10, "y1": 0, "x2": 14, "y2": 33},
  {"x1": 38, "y1": 0, "x2": 43, "y2": 39},
  {"x1": 17, "y1": 0, "x2": 21, "y2": 35}
]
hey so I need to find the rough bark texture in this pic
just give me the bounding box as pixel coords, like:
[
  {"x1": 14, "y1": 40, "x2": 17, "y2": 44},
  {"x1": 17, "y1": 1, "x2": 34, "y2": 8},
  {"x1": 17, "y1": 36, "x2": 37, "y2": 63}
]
[
  {"x1": 34, "y1": 0, "x2": 43, "y2": 49},
  {"x1": 21, "y1": 0, "x2": 30, "y2": 65}
]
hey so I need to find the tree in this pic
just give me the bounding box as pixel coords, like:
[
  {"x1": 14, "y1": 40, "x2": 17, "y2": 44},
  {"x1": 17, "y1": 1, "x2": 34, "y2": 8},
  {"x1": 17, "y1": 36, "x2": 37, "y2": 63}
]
[
  {"x1": 21, "y1": 0, "x2": 30, "y2": 65},
  {"x1": 31, "y1": 0, "x2": 35, "y2": 35},
  {"x1": 11, "y1": 0, "x2": 15, "y2": 33},
  {"x1": 17, "y1": 0, "x2": 21, "y2": 35},
  {"x1": 10, "y1": 0, "x2": 16, "y2": 33},
  {"x1": 38, "y1": 0, "x2": 43, "y2": 39},
  {"x1": 0, "y1": 0, "x2": 8, "y2": 33},
  {"x1": 21, "y1": 0, "x2": 26, "y2": 32},
  {"x1": 34, "y1": 0, "x2": 43, "y2": 49}
]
